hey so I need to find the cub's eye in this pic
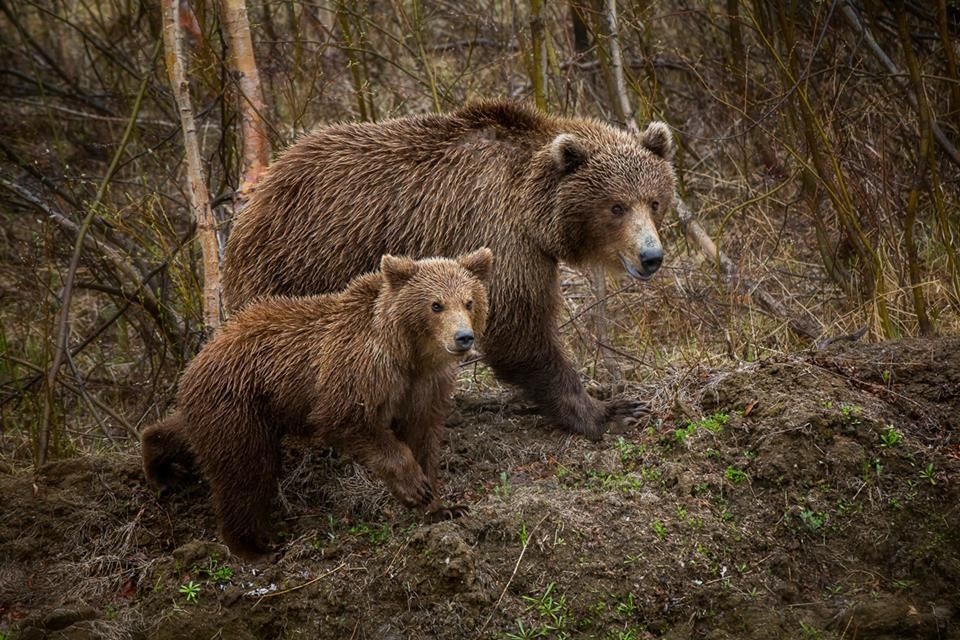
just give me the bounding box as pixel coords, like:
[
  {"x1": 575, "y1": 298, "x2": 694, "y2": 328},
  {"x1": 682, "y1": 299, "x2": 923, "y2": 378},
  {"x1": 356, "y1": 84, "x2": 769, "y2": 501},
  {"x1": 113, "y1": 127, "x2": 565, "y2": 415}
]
[
  {"x1": 431, "y1": 302, "x2": 443, "y2": 313},
  {"x1": 651, "y1": 200, "x2": 660, "y2": 213},
  {"x1": 611, "y1": 203, "x2": 626, "y2": 216},
  {"x1": 465, "y1": 300, "x2": 473, "y2": 311}
]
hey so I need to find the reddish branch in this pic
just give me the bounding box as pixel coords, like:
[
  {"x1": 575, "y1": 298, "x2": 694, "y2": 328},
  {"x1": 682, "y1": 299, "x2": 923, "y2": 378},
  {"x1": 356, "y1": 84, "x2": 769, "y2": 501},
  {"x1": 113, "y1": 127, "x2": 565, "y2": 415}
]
[{"x1": 221, "y1": 0, "x2": 271, "y2": 196}]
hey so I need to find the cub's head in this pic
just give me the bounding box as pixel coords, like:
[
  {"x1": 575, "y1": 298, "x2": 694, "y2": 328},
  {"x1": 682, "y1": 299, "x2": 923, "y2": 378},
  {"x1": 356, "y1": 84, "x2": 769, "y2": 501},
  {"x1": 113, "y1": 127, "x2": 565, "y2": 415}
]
[
  {"x1": 379, "y1": 248, "x2": 493, "y2": 366},
  {"x1": 537, "y1": 121, "x2": 676, "y2": 280}
]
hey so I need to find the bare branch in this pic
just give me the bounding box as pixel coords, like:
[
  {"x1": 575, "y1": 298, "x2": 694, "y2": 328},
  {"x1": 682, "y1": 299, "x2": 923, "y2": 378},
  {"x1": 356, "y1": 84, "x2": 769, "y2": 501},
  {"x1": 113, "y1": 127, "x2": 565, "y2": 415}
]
[
  {"x1": 36, "y1": 39, "x2": 160, "y2": 466},
  {"x1": 840, "y1": 1, "x2": 960, "y2": 167},
  {"x1": 675, "y1": 198, "x2": 820, "y2": 341},
  {"x1": 605, "y1": 0, "x2": 636, "y2": 132},
  {"x1": 162, "y1": 0, "x2": 222, "y2": 332}
]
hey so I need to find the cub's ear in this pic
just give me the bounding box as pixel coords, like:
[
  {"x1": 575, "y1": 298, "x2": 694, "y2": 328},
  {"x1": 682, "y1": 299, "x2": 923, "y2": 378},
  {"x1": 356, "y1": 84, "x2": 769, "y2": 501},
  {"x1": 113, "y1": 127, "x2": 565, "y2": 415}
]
[
  {"x1": 639, "y1": 121, "x2": 675, "y2": 161},
  {"x1": 380, "y1": 254, "x2": 418, "y2": 289},
  {"x1": 458, "y1": 247, "x2": 494, "y2": 283},
  {"x1": 549, "y1": 133, "x2": 588, "y2": 174}
]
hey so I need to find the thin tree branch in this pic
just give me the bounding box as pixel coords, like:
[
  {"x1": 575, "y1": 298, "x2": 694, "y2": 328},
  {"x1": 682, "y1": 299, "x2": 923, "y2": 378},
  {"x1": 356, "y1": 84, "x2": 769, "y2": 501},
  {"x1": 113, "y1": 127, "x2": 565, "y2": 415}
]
[
  {"x1": 0, "y1": 225, "x2": 195, "y2": 410},
  {"x1": 7, "y1": 355, "x2": 136, "y2": 440},
  {"x1": 676, "y1": 199, "x2": 820, "y2": 341},
  {"x1": 220, "y1": 0, "x2": 271, "y2": 197},
  {"x1": 605, "y1": 0, "x2": 636, "y2": 132},
  {"x1": 0, "y1": 176, "x2": 176, "y2": 333},
  {"x1": 36, "y1": 39, "x2": 160, "y2": 466},
  {"x1": 840, "y1": 0, "x2": 960, "y2": 167}
]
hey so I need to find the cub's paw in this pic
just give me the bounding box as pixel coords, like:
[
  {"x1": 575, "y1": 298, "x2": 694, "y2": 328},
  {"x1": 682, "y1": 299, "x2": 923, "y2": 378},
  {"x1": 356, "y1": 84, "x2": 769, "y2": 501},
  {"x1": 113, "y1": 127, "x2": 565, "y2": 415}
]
[
  {"x1": 223, "y1": 535, "x2": 275, "y2": 564},
  {"x1": 424, "y1": 504, "x2": 470, "y2": 523}
]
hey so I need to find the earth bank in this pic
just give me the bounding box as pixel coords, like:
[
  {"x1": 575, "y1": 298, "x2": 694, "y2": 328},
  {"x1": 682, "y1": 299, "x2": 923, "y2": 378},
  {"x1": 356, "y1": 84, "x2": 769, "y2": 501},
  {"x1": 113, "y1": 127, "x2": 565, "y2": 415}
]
[{"x1": 2, "y1": 337, "x2": 959, "y2": 639}]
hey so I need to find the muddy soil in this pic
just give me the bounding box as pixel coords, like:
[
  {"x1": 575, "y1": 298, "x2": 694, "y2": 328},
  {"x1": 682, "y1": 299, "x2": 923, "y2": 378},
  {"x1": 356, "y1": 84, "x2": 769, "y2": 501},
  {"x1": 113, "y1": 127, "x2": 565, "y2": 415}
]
[{"x1": 2, "y1": 337, "x2": 959, "y2": 639}]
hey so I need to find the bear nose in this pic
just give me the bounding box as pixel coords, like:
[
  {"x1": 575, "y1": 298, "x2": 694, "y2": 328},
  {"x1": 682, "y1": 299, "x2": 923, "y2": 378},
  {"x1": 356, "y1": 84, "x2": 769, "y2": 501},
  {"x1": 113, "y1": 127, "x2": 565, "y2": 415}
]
[
  {"x1": 454, "y1": 330, "x2": 474, "y2": 351},
  {"x1": 639, "y1": 248, "x2": 663, "y2": 275}
]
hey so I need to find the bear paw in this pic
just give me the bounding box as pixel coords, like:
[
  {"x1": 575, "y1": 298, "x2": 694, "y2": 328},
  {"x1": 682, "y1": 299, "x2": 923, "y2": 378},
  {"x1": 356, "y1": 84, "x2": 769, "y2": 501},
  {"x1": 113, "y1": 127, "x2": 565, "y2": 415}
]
[
  {"x1": 603, "y1": 398, "x2": 651, "y2": 433},
  {"x1": 392, "y1": 472, "x2": 434, "y2": 508}
]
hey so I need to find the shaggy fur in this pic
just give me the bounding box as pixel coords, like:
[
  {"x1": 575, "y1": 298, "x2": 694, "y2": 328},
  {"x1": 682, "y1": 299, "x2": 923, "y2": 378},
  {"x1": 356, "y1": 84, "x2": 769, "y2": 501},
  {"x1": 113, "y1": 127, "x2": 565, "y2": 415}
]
[
  {"x1": 223, "y1": 100, "x2": 676, "y2": 440},
  {"x1": 142, "y1": 249, "x2": 492, "y2": 560}
]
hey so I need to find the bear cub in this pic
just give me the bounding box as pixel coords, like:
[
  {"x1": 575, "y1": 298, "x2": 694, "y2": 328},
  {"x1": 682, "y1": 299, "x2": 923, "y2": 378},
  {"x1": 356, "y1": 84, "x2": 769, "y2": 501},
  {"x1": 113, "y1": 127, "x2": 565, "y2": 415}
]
[{"x1": 141, "y1": 249, "x2": 493, "y2": 560}]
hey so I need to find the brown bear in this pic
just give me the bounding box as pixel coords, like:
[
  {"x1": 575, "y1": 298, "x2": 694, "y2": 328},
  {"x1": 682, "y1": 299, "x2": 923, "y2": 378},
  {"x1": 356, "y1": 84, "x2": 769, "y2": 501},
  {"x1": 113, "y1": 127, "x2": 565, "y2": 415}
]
[
  {"x1": 142, "y1": 249, "x2": 492, "y2": 560},
  {"x1": 223, "y1": 100, "x2": 675, "y2": 440}
]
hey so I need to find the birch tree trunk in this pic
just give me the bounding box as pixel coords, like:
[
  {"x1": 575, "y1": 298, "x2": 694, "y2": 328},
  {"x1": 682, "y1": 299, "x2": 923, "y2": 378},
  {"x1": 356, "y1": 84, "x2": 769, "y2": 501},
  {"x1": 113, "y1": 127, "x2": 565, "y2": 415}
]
[
  {"x1": 605, "y1": 0, "x2": 634, "y2": 131},
  {"x1": 162, "y1": 0, "x2": 222, "y2": 332},
  {"x1": 220, "y1": 0, "x2": 271, "y2": 197},
  {"x1": 530, "y1": 0, "x2": 548, "y2": 110}
]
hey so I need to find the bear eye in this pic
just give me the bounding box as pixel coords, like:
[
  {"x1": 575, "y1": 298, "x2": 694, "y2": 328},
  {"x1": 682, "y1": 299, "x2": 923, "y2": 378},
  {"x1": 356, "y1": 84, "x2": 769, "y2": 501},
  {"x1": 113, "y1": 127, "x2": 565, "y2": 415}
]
[
  {"x1": 431, "y1": 302, "x2": 443, "y2": 313},
  {"x1": 611, "y1": 203, "x2": 626, "y2": 216},
  {"x1": 465, "y1": 300, "x2": 473, "y2": 311},
  {"x1": 651, "y1": 200, "x2": 660, "y2": 213}
]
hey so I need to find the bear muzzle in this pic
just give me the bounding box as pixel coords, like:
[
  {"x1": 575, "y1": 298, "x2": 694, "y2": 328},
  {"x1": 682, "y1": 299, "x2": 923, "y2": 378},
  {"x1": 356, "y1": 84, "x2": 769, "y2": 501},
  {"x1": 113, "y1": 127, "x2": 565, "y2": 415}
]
[
  {"x1": 448, "y1": 329, "x2": 475, "y2": 354},
  {"x1": 620, "y1": 247, "x2": 663, "y2": 280}
]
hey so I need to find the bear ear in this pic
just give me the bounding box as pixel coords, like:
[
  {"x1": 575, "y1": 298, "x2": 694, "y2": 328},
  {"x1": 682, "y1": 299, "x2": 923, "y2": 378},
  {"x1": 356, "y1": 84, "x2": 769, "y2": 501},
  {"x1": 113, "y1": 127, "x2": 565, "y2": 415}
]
[
  {"x1": 458, "y1": 247, "x2": 494, "y2": 283},
  {"x1": 549, "y1": 133, "x2": 589, "y2": 174},
  {"x1": 380, "y1": 254, "x2": 418, "y2": 289},
  {"x1": 639, "y1": 121, "x2": 675, "y2": 160}
]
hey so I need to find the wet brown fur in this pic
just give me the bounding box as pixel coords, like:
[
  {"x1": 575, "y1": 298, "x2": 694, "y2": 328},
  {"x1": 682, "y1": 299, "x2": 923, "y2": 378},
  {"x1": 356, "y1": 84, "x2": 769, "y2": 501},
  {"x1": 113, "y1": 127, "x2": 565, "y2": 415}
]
[
  {"x1": 223, "y1": 100, "x2": 675, "y2": 440},
  {"x1": 142, "y1": 250, "x2": 492, "y2": 560}
]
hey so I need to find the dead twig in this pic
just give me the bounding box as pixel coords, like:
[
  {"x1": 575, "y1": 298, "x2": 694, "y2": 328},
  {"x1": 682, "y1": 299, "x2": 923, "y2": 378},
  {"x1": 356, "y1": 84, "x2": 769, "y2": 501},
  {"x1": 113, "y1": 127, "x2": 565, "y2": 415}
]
[
  {"x1": 675, "y1": 198, "x2": 821, "y2": 341},
  {"x1": 8, "y1": 355, "x2": 137, "y2": 440},
  {"x1": 479, "y1": 513, "x2": 550, "y2": 636},
  {"x1": 250, "y1": 562, "x2": 347, "y2": 608},
  {"x1": 0, "y1": 225, "x2": 194, "y2": 410},
  {"x1": 839, "y1": 1, "x2": 960, "y2": 168}
]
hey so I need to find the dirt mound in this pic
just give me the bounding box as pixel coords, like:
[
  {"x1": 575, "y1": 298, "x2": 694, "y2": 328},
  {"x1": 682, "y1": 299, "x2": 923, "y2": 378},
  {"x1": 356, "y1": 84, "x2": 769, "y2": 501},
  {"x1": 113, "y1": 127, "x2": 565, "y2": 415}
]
[{"x1": 3, "y1": 337, "x2": 959, "y2": 639}]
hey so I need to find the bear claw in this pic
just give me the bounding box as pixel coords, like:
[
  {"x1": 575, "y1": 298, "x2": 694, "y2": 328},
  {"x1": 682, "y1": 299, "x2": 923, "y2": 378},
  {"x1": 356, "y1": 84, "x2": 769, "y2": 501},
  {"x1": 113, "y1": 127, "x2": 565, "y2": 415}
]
[
  {"x1": 420, "y1": 480, "x2": 434, "y2": 505},
  {"x1": 424, "y1": 504, "x2": 470, "y2": 523},
  {"x1": 606, "y1": 398, "x2": 649, "y2": 420}
]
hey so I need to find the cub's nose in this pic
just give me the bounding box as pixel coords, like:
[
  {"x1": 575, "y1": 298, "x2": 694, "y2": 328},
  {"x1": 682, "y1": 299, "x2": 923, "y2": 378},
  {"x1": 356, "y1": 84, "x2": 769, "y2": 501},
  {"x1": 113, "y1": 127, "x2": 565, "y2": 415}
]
[
  {"x1": 454, "y1": 330, "x2": 474, "y2": 352},
  {"x1": 639, "y1": 248, "x2": 663, "y2": 275}
]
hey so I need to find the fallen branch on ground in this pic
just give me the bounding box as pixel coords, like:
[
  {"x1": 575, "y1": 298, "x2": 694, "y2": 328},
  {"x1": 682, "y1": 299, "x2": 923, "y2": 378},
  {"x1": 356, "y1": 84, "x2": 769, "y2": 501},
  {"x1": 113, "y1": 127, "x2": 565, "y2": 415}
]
[{"x1": 675, "y1": 198, "x2": 821, "y2": 342}]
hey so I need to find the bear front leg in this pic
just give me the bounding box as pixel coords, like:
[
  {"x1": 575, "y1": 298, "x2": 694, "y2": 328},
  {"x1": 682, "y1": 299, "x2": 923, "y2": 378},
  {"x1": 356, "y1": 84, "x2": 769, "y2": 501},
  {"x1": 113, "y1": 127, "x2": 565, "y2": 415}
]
[
  {"x1": 392, "y1": 400, "x2": 445, "y2": 493},
  {"x1": 330, "y1": 428, "x2": 435, "y2": 509},
  {"x1": 195, "y1": 426, "x2": 282, "y2": 562},
  {"x1": 487, "y1": 334, "x2": 638, "y2": 441},
  {"x1": 392, "y1": 406, "x2": 468, "y2": 521}
]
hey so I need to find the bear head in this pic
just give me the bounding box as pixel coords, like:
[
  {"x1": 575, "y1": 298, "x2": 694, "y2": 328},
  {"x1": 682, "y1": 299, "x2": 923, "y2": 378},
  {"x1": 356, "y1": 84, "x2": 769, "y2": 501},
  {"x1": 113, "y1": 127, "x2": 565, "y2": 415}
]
[
  {"x1": 379, "y1": 248, "x2": 493, "y2": 369},
  {"x1": 535, "y1": 121, "x2": 676, "y2": 280}
]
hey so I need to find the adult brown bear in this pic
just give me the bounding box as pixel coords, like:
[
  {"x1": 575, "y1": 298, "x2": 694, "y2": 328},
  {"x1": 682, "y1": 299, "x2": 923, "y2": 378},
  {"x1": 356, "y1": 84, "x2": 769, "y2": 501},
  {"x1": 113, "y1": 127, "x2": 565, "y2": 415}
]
[
  {"x1": 224, "y1": 101, "x2": 675, "y2": 440},
  {"x1": 143, "y1": 250, "x2": 492, "y2": 559}
]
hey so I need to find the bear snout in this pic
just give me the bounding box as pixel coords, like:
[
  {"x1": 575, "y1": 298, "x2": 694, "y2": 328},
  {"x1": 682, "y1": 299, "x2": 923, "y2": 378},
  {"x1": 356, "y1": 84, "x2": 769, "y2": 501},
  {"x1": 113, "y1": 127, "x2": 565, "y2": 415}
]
[
  {"x1": 639, "y1": 247, "x2": 663, "y2": 275},
  {"x1": 453, "y1": 329, "x2": 475, "y2": 352},
  {"x1": 619, "y1": 246, "x2": 663, "y2": 280}
]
